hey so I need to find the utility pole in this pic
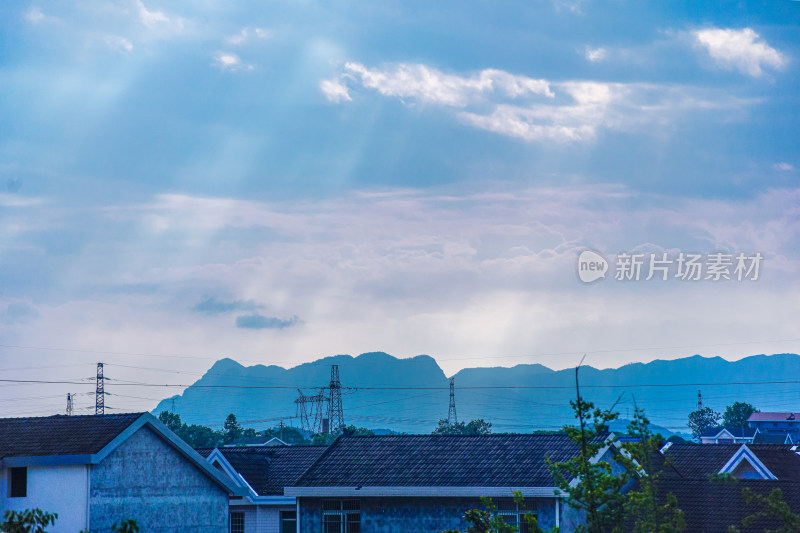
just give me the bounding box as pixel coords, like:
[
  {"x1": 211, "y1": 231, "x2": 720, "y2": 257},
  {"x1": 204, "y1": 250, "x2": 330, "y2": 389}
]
[
  {"x1": 66, "y1": 393, "x2": 74, "y2": 416},
  {"x1": 448, "y1": 377, "x2": 458, "y2": 424},
  {"x1": 95, "y1": 363, "x2": 105, "y2": 415},
  {"x1": 278, "y1": 419, "x2": 285, "y2": 441},
  {"x1": 327, "y1": 365, "x2": 344, "y2": 434}
]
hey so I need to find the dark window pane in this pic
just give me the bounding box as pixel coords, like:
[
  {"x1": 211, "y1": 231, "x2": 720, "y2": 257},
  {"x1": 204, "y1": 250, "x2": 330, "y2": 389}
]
[
  {"x1": 324, "y1": 514, "x2": 342, "y2": 533},
  {"x1": 342, "y1": 499, "x2": 361, "y2": 511},
  {"x1": 323, "y1": 500, "x2": 341, "y2": 511},
  {"x1": 230, "y1": 512, "x2": 245, "y2": 533},
  {"x1": 9, "y1": 467, "x2": 27, "y2": 498}
]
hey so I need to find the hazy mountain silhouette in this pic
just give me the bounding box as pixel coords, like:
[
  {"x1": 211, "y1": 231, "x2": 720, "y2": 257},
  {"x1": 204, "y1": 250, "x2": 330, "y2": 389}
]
[{"x1": 153, "y1": 352, "x2": 800, "y2": 437}]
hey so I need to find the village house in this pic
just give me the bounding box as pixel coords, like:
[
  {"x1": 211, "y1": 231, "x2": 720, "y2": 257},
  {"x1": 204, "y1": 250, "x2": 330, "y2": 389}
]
[
  {"x1": 196, "y1": 444, "x2": 327, "y2": 533},
  {"x1": 747, "y1": 412, "x2": 800, "y2": 440},
  {"x1": 0, "y1": 412, "x2": 242, "y2": 533},
  {"x1": 659, "y1": 443, "x2": 800, "y2": 532},
  {"x1": 283, "y1": 433, "x2": 613, "y2": 533},
  {"x1": 699, "y1": 426, "x2": 757, "y2": 444}
]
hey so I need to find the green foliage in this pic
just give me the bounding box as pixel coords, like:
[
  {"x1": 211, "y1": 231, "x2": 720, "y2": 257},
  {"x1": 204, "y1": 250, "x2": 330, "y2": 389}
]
[
  {"x1": 432, "y1": 419, "x2": 492, "y2": 435},
  {"x1": 687, "y1": 407, "x2": 721, "y2": 441},
  {"x1": 112, "y1": 519, "x2": 140, "y2": 533},
  {"x1": 262, "y1": 426, "x2": 309, "y2": 445},
  {"x1": 158, "y1": 411, "x2": 225, "y2": 448},
  {"x1": 727, "y1": 487, "x2": 800, "y2": 533},
  {"x1": 341, "y1": 425, "x2": 375, "y2": 436},
  {"x1": 618, "y1": 407, "x2": 685, "y2": 533},
  {"x1": 547, "y1": 393, "x2": 629, "y2": 533},
  {"x1": 722, "y1": 402, "x2": 758, "y2": 429},
  {"x1": 223, "y1": 413, "x2": 243, "y2": 444},
  {"x1": 441, "y1": 493, "x2": 558, "y2": 533},
  {"x1": 1, "y1": 509, "x2": 57, "y2": 533}
]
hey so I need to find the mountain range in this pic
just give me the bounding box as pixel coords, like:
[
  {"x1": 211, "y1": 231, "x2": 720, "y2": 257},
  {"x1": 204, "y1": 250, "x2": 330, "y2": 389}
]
[{"x1": 153, "y1": 352, "x2": 800, "y2": 437}]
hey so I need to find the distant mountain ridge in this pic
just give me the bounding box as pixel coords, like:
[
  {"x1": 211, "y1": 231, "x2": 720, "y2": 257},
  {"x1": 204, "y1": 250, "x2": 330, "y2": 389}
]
[{"x1": 153, "y1": 352, "x2": 800, "y2": 436}]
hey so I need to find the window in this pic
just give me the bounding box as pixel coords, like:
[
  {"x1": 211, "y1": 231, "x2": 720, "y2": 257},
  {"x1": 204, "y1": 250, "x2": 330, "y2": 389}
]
[
  {"x1": 230, "y1": 511, "x2": 244, "y2": 533},
  {"x1": 495, "y1": 498, "x2": 538, "y2": 533},
  {"x1": 9, "y1": 467, "x2": 27, "y2": 498},
  {"x1": 280, "y1": 510, "x2": 297, "y2": 533},
  {"x1": 322, "y1": 500, "x2": 360, "y2": 533}
]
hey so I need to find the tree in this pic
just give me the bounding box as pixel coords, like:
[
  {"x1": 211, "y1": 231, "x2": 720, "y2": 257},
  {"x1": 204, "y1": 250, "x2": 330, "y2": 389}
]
[
  {"x1": 687, "y1": 407, "x2": 721, "y2": 441},
  {"x1": 441, "y1": 493, "x2": 558, "y2": 533},
  {"x1": 722, "y1": 402, "x2": 758, "y2": 429},
  {"x1": 547, "y1": 365, "x2": 629, "y2": 533},
  {"x1": 112, "y1": 519, "x2": 140, "y2": 533},
  {"x1": 223, "y1": 413, "x2": 243, "y2": 444},
  {"x1": 341, "y1": 425, "x2": 375, "y2": 437},
  {"x1": 618, "y1": 407, "x2": 685, "y2": 533},
  {"x1": 727, "y1": 487, "x2": 800, "y2": 533},
  {"x1": 433, "y1": 419, "x2": 492, "y2": 435},
  {"x1": 263, "y1": 426, "x2": 308, "y2": 445},
  {"x1": 1, "y1": 509, "x2": 57, "y2": 533},
  {"x1": 158, "y1": 411, "x2": 183, "y2": 433}
]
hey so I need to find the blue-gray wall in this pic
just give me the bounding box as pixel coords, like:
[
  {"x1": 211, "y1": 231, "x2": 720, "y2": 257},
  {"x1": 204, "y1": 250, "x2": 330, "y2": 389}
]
[
  {"x1": 90, "y1": 426, "x2": 229, "y2": 533},
  {"x1": 298, "y1": 496, "x2": 563, "y2": 533}
]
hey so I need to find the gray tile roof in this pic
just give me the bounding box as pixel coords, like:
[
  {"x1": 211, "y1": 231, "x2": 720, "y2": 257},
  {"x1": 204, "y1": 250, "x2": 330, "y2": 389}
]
[
  {"x1": 197, "y1": 445, "x2": 328, "y2": 495},
  {"x1": 664, "y1": 443, "x2": 800, "y2": 480},
  {"x1": 0, "y1": 413, "x2": 143, "y2": 458},
  {"x1": 294, "y1": 434, "x2": 584, "y2": 488},
  {"x1": 699, "y1": 426, "x2": 756, "y2": 438}
]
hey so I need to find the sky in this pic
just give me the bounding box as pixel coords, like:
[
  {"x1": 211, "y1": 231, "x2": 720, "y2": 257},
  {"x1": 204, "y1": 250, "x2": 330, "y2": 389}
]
[{"x1": 0, "y1": 0, "x2": 799, "y2": 417}]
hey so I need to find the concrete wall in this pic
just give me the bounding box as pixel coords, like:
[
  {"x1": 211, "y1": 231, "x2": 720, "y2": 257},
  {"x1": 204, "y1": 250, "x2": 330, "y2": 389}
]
[
  {"x1": 0, "y1": 464, "x2": 89, "y2": 532},
  {"x1": 89, "y1": 426, "x2": 229, "y2": 533},
  {"x1": 298, "y1": 496, "x2": 565, "y2": 533}
]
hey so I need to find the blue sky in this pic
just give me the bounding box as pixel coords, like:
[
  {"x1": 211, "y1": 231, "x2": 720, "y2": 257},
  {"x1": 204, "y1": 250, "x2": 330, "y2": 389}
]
[{"x1": 0, "y1": 0, "x2": 798, "y2": 415}]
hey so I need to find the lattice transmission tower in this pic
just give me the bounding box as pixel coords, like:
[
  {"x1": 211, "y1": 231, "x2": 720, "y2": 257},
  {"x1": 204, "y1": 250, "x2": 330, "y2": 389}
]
[
  {"x1": 295, "y1": 388, "x2": 326, "y2": 434},
  {"x1": 448, "y1": 377, "x2": 458, "y2": 424},
  {"x1": 66, "y1": 393, "x2": 74, "y2": 416},
  {"x1": 95, "y1": 363, "x2": 105, "y2": 415},
  {"x1": 327, "y1": 365, "x2": 344, "y2": 434}
]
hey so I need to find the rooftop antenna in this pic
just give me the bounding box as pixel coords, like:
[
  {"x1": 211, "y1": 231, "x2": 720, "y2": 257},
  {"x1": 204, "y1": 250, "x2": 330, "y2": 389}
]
[
  {"x1": 95, "y1": 363, "x2": 105, "y2": 415},
  {"x1": 448, "y1": 377, "x2": 458, "y2": 424}
]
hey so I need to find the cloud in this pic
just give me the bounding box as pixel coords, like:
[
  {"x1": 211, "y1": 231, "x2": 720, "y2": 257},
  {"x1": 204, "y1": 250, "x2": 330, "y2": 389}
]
[
  {"x1": 227, "y1": 27, "x2": 272, "y2": 45},
  {"x1": 214, "y1": 52, "x2": 253, "y2": 71},
  {"x1": 235, "y1": 314, "x2": 301, "y2": 330},
  {"x1": 774, "y1": 162, "x2": 794, "y2": 171},
  {"x1": 104, "y1": 35, "x2": 134, "y2": 53},
  {"x1": 693, "y1": 28, "x2": 786, "y2": 77},
  {"x1": 134, "y1": 0, "x2": 186, "y2": 35},
  {"x1": 585, "y1": 47, "x2": 606, "y2": 62},
  {"x1": 193, "y1": 297, "x2": 263, "y2": 314},
  {"x1": 25, "y1": 8, "x2": 45, "y2": 24},
  {"x1": 320, "y1": 79, "x2": 352, "y2": 103},
  {"x1": 325, "y1": 61, "x2": 752, "y2": 142}
]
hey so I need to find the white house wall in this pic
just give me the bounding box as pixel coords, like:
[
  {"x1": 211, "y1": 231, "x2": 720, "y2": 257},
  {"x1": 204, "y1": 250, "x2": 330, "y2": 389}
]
[{"x1": 0, "y1": 464, "x2": 89, "y2": 533}]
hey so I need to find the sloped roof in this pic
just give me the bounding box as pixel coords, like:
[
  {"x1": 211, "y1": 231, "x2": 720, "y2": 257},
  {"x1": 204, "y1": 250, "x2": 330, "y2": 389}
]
[
  {"x1": 664, "y1": 443, "x2": 800, "y2": 480},
  {"x1": 753, "y1": 432, "x2": 793, "y2": 444},
  {"x1": 197, "y1": 445, "x2": 328, "y2": 495},
  {"x1": 699, "y1": 426, "x2": 756, "y2": 439},
  {"x1": 659, "y1": 478, "x2": 800, "y2": 533},
  {"x1": 748, "y1": 412, "x2": 799, "y2": 422},
  {"x1": 0, "y1": 413, "x2": 142, "y2": 458},
  {"x1": 294, "y1": 434, "x2": 584, "y2": 488}
]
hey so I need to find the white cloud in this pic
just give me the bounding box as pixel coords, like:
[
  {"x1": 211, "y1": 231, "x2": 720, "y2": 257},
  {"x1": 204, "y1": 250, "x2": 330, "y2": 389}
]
[
  {"x1": 774, "y1": 162, "x2": 794, "y2": 171},
  {"x1": 325, "y1": 62, "x2": 751, "y2": 142},
  {"x1": 227, "y1": 27, "x2": 272, "y2": 45},
  {"x1": 320, "y1": 79, "x2": 352, "y2": 103},
  {"x1": 104, "y1": 35, "x2": 134, "y2": 53},
  {"x1": 585, "y1": 46, "x2": 607, "y2": 62},
  {"x1": 213, "y1": 52, "x2": 253, "y2": 72},
  {"x1": 135, "y1": 0, "x2": 185, "y2": 33},
  {"x1": 342, "y1": 62, "x2": 553, "y2": 107},
  {"x1": 694, "y1": 28, "x2": 786, "y2": 77},
  {"x1": 25, "y1": 8, "x2": 45, "y2": 24}
]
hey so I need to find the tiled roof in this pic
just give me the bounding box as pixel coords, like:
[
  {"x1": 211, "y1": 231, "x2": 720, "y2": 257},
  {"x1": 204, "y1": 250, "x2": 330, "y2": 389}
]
[
  {"x1": 664, "y1": 443, "x2": 800, "y2": 480},
  {"x1": 748, "y1": 412, "x2": 799, "y2": 422},
  {"x1": 659, "y1": 478, "x2": 800, "y2": 533},
  {"x1": 197, "y1": 445, "x2": 328, "y2": 495},
  {"x1": 294, "y1": 434, "x2": 585, "y2": 488},
  {"x1": 699, "y1": 426, "x2": 756, "y2": 438},
  {"x1": 753, "y1": 432, "x2": 792, "y2": 444},
  {"x1": 0, "y1": 413, "x2": 143, "y2": 458}
]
